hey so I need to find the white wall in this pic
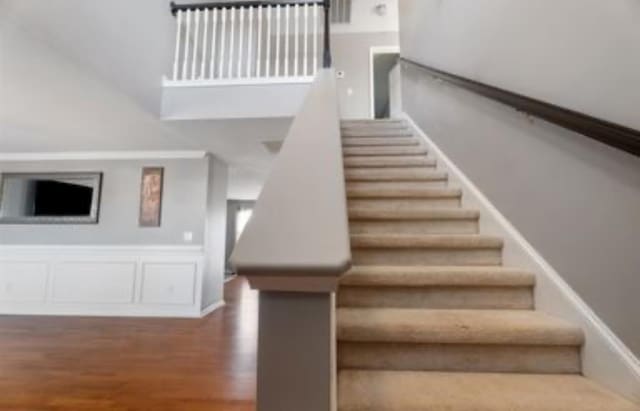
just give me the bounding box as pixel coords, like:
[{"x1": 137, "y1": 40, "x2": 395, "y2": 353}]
[
  {"x1": 332, "y1": 32, "x2": 399, "y2": 119},
  {"x1": 332, "y1": 0, "x2": 399, "y2": 34},
  {"x1": 399, "y1": 1, "x2": 640, "y2": 357},
  {"x1": 399, "y1": 0, "x2": 640, "y2": 130},
  {"x1": 0, "y1": 158, "x2": 210, "y2": 245}
]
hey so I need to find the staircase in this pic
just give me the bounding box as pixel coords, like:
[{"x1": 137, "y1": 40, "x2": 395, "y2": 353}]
[{"x1": 337, "y1": 119, "x2": 640, "y2": 410}]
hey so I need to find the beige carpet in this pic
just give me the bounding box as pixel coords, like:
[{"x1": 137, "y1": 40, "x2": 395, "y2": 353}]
[{"x1": 337, "y1": 119, "x2": 640, "y2": 411}]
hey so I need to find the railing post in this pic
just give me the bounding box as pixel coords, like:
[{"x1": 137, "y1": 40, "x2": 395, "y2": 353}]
[{"x1": 322, "y1": 0, "x2": 332, "y2": 68}]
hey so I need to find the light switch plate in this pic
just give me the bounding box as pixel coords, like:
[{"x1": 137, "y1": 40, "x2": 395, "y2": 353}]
[{"x1": 183, "y1": 231, "x2": 193, "y2": 243}]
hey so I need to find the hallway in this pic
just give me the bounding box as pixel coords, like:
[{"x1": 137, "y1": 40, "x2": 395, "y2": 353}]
[{"x1": 0, "y1": 278, "x2": 257, "y2": 411}]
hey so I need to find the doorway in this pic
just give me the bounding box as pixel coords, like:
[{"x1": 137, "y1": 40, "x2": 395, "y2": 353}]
[{"x1": 369, "y1": 46, "x2": 400, "y2": 119}]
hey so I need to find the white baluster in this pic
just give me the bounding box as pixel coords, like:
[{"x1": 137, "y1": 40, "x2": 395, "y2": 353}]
[
  {"x1": 191, "y1": 9, "x2": 200, "y2": 80},
  {"x1": 294, "y1": 4, "x2": 299, "y2": 77},
  {"x1": 228, "y1": 7, "x2": 235, "y2": 78},
  {"x1": 275, "y1": 5, "x2": 281, "y2": 77},
  {"x1": 256, "y1": 6, "x2": 263, "y2": 77},
  {"x1": 182, "y1": 9, "x2": 191, "y2": 80},
  {"x1": 266, "y1": 6, "x2": 272, "y2": 77},
  {"x1": 209, "y1": 8, "x2": 218, "y2": 79},
  {"x1": 172, "y1": 10, "x2": 183, "y2": 81},
  {"x1": 284, "y1": 5, "x2": 290, "y2": 77},
  {"x1": 313, "y1": 4, "x2": 318, "y2": 74},
  {"x1": 219, "y1": 8, "x2": 226, "y2": 78},
  {"x1": 303, "y1": 4, "x2": 309, "y2": 76},
  {"x1": 200, "y1": 9, "x2": 209, "y2": 79},
  {"x1": 237, "y1": 7, "x2": 244, "y2": 78},
  {"x1": 247, "y1": 7, "x2": 254, "y2": 78}
]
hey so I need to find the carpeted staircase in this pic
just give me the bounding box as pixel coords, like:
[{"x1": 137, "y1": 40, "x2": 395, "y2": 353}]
[{"x1": 337, "y1": 119, "x2": 640, "y2": 411}]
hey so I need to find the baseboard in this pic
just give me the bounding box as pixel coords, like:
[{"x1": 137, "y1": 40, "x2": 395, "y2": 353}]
[
  {"x1": 200, "y1": 301, "x2": 225, "y2": 317},
  {"x1": 404, "y1": 113, "x2": 640, "y2": 403}
]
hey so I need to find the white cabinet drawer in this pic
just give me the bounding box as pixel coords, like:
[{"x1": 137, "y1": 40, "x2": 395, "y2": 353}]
[
  {"x1": 0, "y1": 262, "x2": 48, "y2": 302},
  {"x1": 141, "y1": 263, "x2": 196, "y2": 305}
]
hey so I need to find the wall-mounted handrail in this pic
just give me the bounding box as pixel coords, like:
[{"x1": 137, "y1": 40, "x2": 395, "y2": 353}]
[
  {"x1": 230, "y1": 68, "x2": 350, "y2": 290},
  {"x1": 400, "y1": 58, "x2": 640, "y2": 157}
]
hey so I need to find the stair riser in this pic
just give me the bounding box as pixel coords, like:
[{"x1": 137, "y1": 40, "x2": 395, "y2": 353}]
[
  {"x1": 342, "y1": 132, "x2": 414, "y2": 139},
  {"x1": 349, "y1": 220, "x2": 478, "y2": 235},
  {"x1": 338, "y1": 343, "x2": 581, "y2": 374},
  {"x1": 347, "y1": 198, "x2": 461, "y2": 210},
  {"x1": 347, "y1": 181, "x2": 448, "y2": 190},
  {"x1": 352, "y1": 248, "x2": 503, "y2": 266},
  {"x1": 345, "y1": 168, "x2": 444, "y2": 181},
  {"x1": 337, "y1": 286, "x2": 533, "y2": 309},
  {"x1": 344, "y1": 157, "x2": 436, "y2": 168},
  {"x1": 342, "y1": 138, "x2": 418, "y2": 146},
  {"x1": 344, "y1": 148, "x2": 428, "y2": 156}
]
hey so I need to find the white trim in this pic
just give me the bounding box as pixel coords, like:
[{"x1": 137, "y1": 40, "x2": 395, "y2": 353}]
[
  {"x1": 369, "y1": 45, "x2": 400, "y2": 119},
  {"x1": 0, "y1": 245, "x2": 205, "y2": 318},
  {"x1": 200, "y1": 300, "x2": 225, "y2": 317},
  {"x1": 404, "y1": 113, "x2": 640, "y2": 403},
  {"x1": 0, "y1": 151, "x2": 208, "y2": 162},
  {"x1": 162, "y1": 75, "x2": 315, "y2": 88},
  {"x1": 0, "y1": 245, "x2": 204, "y2": 255}
]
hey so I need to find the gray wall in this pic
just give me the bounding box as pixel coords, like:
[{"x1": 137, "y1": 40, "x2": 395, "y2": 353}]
[
  {"x1": 399, "y1": 1, "x2": 640, "y2": 355},
  {"x1": 332, "y1": 32, "x2": 399, "y2": 119},
  {"x1": 202, "y1": 155, "x2": 229, "y2": 308},
  {"x1": 0, "y1": 158, "x2": 209, "y2": 245}
]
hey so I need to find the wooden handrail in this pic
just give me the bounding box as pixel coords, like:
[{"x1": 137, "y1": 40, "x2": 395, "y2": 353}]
[
  {"x1": 400, "y1": 58, "x2": 640, "y2": 157},
  {"x1": 230, "y1": 68, "x2": 350, "y2": 291}
]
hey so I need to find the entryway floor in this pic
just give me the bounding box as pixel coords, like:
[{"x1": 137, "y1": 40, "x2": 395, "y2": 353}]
[{"x1": 0, "y1": 277, "x2": 257, "y2": 411}]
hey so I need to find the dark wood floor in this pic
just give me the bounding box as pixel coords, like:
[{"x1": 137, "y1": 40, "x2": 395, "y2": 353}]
[{"x1": 0, "y1": 277, "x2": 257, "y2": 411}]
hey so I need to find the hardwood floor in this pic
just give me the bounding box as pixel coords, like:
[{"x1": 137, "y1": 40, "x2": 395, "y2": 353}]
[{"x1": 0, "y1": 277, "x2": 257, "y2": 411}]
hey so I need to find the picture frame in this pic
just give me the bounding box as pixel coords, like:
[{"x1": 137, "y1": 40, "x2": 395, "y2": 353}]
[{"x1": 139, "y1": 167, "x2": 164, "y2": 227}]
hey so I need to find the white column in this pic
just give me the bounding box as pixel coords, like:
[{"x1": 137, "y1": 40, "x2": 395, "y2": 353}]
[
  {"x1": 172, "y1": 10, "x2": 183, "y2": 81},
  {"x1": 237, "y1": 7, "x2": 245, "y2": 78},
  {"x1": 313, "y1": 4, "x2": 318, "y2": 75},
  {"x1": 209, "y1": 8, "x2": 218, "y2": 79},
  {"x1": 275, "y1": 5, "x2": 281, "y2": 77},
  {"x1": 247, "y1": 7, "x2": 254, "y2": 78},
  {"x1": 191, "y1": 9, "x2": 200, "y2": 80},
  {"x1": 200, "y1": 9, "x2": 209, "y2": 79},
  {"x1": 219, "y1": 8, "x2": 227, "y2": 78},
  {"x1": 266, "y1": 6, "x2": 272, "y2": 77},
  {"x1": 228, "y1": 7, "x2": 236, "y2": 78},
  {"x1": 256, "y1": 6, "x2": 263, "y2": 77},
  {"x1": 182, "y1": 9, "x2": 192, "y2": 80},
  {"x1": 284, "y1": 5, "x2": 290, "y2": 77},
  {"x1": 303, "y1": 5, "x2": 309, "y2": 77},
  {"x1": 294, "y1": 4, "x2": 299, "y2": 77}
]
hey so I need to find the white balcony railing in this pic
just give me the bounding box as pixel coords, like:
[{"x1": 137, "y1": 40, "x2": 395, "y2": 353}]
[{"x1": 166, "y1": 1, "x2": 329, "y2": 86}]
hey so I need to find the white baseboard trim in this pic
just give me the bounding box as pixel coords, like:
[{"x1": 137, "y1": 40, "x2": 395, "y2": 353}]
[
  {"x1": 200, "y1": 301, "x2": 225, "y2": 317},
  {"x1": 404, "y1": 113, "x2": 640, "y2": 403}
]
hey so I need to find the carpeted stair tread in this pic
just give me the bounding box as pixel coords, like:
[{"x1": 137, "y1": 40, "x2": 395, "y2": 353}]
[
  {"x1": 340, "y1": 266, "x2": 535, "y2": 287},
  {"x1": 348, "y1": 207, "x2": 479, "y2": 220},
  {"x1": 338, "y1": 370, "x2": 640, "y2": 411},
  {"x1": 342, "y1": 137, "x2": 418, "y2": 146},
  {"x1": 344, "y1": 156, "x2": 436, "y2": 168},
  {"x1": 347, "y1": 186, "x2": 462, "y2": 199},
  {"x1": 337, "y1": 308, "x2": 584, "y2": 346},
  {"x1": 345, "y1": 168, "x2": 447, "y2": 181},
  {"x1": 343, "y1": 146, "x2": 428, "y2": 156}
]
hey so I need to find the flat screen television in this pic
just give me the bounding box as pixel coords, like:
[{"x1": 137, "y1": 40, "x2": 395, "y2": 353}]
[{"x1": 33, "y1": 180, "x2": 94, "y2": 216}]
